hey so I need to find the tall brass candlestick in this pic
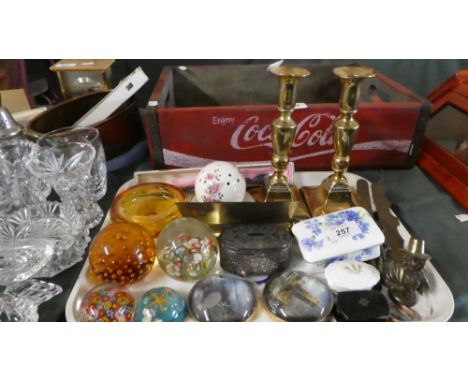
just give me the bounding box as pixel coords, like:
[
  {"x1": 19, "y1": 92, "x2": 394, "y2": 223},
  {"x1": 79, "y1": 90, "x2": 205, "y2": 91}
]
[
  {"x1": 311, "y1": 65, "x2": 375, "y2": 216},
  {"x1": 265, "y1": 66, "x2": 310, "y2": 201}
]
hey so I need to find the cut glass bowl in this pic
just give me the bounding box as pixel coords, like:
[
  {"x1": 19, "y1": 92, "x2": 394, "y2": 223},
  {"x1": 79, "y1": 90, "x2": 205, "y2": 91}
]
[
  {"x1": 0, "y1": 201, "x2": 90, "y2": 277},
  {"x1": 0, "y1": 238, "x2": 54, "y2": 285}
]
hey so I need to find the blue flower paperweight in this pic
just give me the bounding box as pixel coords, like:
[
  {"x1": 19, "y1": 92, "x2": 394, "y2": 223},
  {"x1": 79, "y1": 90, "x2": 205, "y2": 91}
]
[{"x1": 134, "y1": 287, "x2": 187, "y2": 322}]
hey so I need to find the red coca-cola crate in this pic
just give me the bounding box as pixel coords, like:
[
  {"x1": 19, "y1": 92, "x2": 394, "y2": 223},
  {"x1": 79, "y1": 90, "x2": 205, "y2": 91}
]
[{"x1": 145, "y1": 64, "x2": 431, "y2": 170}]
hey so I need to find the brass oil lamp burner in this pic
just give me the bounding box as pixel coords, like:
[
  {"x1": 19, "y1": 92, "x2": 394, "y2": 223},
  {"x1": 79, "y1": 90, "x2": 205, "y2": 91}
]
[
  {"x1": 265, "y1": 65, "x2": 311, "y2": 202},
  {"x1": 306, "y1": 65, "x2": 376, "y2": 216}
]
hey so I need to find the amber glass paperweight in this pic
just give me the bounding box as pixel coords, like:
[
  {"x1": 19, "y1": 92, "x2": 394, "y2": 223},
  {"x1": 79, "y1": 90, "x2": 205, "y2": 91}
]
[
  {"x1": 88, "y1": 222, "x2": 156, "y2": 285},
  {"x1": 110, "y1": 183, "x2": 186, "y2": 237},
  {"x1": 156, "y1": 217, "x2": 219, "y2": 281}
]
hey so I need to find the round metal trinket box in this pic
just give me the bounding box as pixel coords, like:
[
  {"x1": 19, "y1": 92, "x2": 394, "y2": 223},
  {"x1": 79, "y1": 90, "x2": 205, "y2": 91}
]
[
  {"x1": 78, "y1": 283, "x2": 135, "y2": 322},
  {"x1": 188, "y1": 273, "x2": 257, "y2": 322},
  {"x1": 263, "y1": 271, "x2": 333, "y2": 322},
  {"x1": 134, "y1": 287, "x2": 187, "y2": 322},
  {"x1": 219, "y1": 224, "x2": 292, "y2": 277},
  {"x1": 156, "y1": 217, "x2": 218, "y2": 281}
]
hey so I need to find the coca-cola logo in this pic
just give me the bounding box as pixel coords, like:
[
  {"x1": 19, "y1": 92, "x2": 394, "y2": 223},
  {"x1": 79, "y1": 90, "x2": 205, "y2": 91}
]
[{"x1": 230, "y1": 113, "x2": 337, "y2": 150}]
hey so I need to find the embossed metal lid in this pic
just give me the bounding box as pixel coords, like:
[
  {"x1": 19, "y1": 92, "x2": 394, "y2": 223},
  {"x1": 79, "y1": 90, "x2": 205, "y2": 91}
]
[
  {"x1": 263, "y1": 271, "x2": 333, "y2": 322},
  {"x1": 220, "y1": 224, "x2": 292, "y2": 251}
]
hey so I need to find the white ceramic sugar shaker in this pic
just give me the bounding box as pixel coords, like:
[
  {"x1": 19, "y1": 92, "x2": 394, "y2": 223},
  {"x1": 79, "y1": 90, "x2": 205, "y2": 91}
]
[
  {"x1": 195, "y1": 161, "x2": 246, "y2": 202},
  {"x1": 324, "y1": 260, "x2": 380, "y2": 293}
]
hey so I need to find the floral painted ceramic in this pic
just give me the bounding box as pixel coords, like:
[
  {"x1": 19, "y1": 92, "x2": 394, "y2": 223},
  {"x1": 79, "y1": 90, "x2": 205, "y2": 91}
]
[
  {"x1": 195, "y1": 161, "x2": 246, "y2": 202},
  {"x1": 291, "y1": 207, "x2": 384, "y2": 265}
]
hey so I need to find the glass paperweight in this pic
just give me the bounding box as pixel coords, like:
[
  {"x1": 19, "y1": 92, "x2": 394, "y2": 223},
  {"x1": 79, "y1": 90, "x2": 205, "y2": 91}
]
[
  {"x1": 156, "y1": 217, "x2": 218, "y2": 281},
  {"x1": 263, "y1": 271, "x2": 333, "y2": 322},
  {"x1": 111, "y1": 183, "x2": 185, "y2": 237},
  {"x1": 220, "y1": 224, "x2": 292, "y2": 276},
  {"x1": 88, "y1": 222, "x2": 156, "y2": 285},
  {"x1": 78, "y1": 283, "x2": 135, "y2": 322},
  {"x1": 0, "y1": 238, "x2": 54, "y2": 285},
  {"x1": 0, "y1": 202, "x2": 90, "y2": 278},
  {"x1": 335, "y1": 290, "x2": 390, "y2": 322},
  {"x1": 134, "y1": 287, "x2": 187, "y2": 322},
  {"x1": 188, "y1": 273, "x2": 257, "y2": 322}
]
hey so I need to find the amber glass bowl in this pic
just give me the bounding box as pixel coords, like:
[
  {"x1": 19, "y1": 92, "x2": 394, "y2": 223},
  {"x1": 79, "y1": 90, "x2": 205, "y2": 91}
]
[{"x1": 110, "y1": 183, "x2": 186, "y2": 237}]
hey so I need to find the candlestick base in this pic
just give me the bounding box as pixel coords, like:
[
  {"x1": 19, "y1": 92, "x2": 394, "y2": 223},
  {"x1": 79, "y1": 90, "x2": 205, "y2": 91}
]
[{"x1": 301, "y1": 176, "x2": 361, "y2": 217}]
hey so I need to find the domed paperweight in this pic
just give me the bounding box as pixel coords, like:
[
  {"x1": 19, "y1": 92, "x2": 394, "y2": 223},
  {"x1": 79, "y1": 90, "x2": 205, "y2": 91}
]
[
  {"x1": 78, "y1": 283, "x2": 135, "y2": 322},
  {"x1": 156, "y1": 217, "x2": 218, "y2": 281},
  {"x1": 134, "y1": 287, "x2": 187, "y2": 322},
  {"x1": 263, "y1": 271, "x2": 333, "y2": 322},
  {"x1": 188, "y1": 273, "x2": 257, "y2": 322},
  {"x1": 88, "y1": 222, "x2": 156, "y2": 285}
]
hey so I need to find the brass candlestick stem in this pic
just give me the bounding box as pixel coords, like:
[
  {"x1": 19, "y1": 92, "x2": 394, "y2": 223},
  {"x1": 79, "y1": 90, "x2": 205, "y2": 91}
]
[
  {"x1": 265, "y1": 66, "x2": 310, "y2": 201},
  {"x1": 310, "y1": 66, "x2": 375, "y2": 216}
]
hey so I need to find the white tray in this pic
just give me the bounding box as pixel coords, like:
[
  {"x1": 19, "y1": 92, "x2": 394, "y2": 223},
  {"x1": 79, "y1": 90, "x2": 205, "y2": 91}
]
[{"x1": 65, "y1": 171, "x2": 455, "y2": 322}]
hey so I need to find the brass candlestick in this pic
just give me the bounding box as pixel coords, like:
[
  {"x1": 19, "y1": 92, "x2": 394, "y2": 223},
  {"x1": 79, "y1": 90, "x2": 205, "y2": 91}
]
[
  {"x1": 309, "y1": 65, "x2": 375, "y2": 216},
  {"x1": 265, "y1": 66, "x2": 310, "y2": 201}
]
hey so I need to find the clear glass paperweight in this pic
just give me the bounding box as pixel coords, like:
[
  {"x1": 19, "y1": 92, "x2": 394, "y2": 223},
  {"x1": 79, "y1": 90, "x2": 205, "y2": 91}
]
[
  {"x1": 156, "y1": 217, "x2": 218, "y2": 281},
  {"x1": 263, "y1": 271, "x2": 333, "y2": 322},
  {"x1": 88, "y1": 222, "x2": 156, "y2": 285},
  {"x1": 78, "y1": 283, "x2": 135, "y2": 322},
  {"x1": 188, "y1": 273, "x2": 257, "y2": 322}
]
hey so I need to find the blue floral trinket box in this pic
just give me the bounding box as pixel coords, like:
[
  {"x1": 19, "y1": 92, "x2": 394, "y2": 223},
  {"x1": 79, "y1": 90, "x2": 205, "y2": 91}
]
[{"x1": 291, "y1": 207, "x2": 385, "y2": 267}]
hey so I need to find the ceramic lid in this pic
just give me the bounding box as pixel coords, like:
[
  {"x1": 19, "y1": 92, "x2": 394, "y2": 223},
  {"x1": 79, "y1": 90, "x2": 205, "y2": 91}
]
[
  {"x1": 292, "y1": 207, "x2": 385, "y2": 264},
  {"x1": 263, "y1": 271, "x2": 333, "y2": 322},
  {"x1": 324, "y1": 260, "x2": 380, "y2": 293}
]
